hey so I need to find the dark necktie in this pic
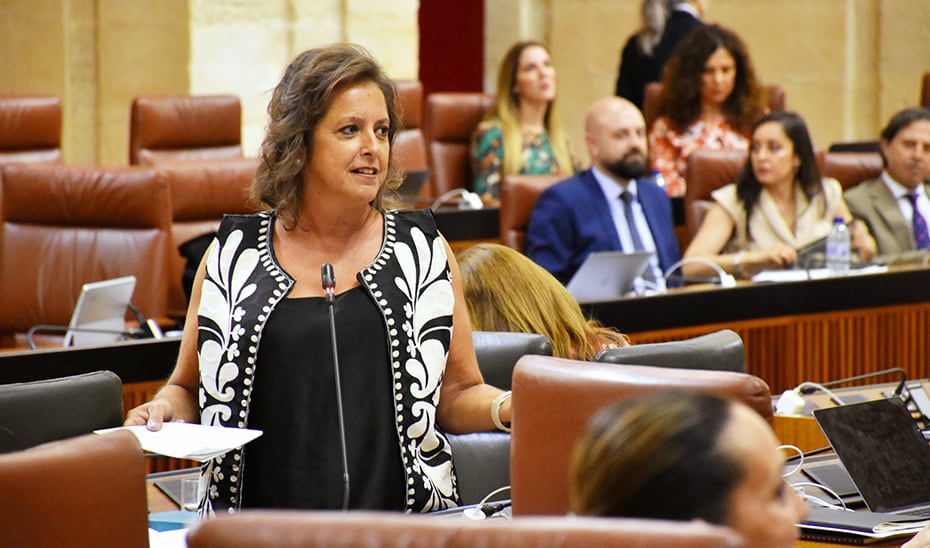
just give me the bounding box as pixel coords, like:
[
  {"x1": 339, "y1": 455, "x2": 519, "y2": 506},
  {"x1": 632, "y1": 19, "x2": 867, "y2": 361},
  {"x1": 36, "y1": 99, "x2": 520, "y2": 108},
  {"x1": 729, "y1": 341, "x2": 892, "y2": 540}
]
[
  {"x1": 620, "y1": 190, "x2": 645, "y2": 251},
  {"x1": 620, "y1": 190, "x2": 656, "y2": 282},
  {"x1": 907, "y1": 192, "x2": 930, "y2": 250}
]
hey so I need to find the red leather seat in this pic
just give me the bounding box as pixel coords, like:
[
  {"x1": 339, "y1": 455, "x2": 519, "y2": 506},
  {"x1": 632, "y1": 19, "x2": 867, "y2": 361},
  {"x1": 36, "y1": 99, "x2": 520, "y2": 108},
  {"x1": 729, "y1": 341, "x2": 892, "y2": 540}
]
[
  {"x1": 0, "y1": 95, "x2": 63, "y2": 163},
  {"x1": 423, "y1": 92, "x2": 496, "y2": 197}
]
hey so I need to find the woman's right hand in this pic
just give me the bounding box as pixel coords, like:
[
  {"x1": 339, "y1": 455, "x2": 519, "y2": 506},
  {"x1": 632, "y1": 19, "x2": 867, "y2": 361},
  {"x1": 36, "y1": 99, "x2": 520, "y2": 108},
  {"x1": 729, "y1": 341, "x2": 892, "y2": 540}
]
[{"x1": 124, "y1": 398, "x2": 175, "y2": 430}]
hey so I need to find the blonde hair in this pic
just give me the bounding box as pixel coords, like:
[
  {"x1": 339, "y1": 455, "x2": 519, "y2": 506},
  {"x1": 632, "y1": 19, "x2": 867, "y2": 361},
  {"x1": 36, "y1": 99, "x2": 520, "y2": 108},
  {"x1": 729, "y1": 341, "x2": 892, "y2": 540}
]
[
  {"x1": 457, "y1": 243, "x2": 630, "y2": 360},
  {"x1": 492, "y1": 41, "x2": 573, "y2": 178}
]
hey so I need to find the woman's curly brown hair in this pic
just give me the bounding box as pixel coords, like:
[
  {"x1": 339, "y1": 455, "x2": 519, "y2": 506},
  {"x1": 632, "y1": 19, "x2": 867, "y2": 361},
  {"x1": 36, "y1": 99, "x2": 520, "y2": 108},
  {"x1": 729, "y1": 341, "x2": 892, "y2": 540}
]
[
  {"x1": 657, "y1": 24, "x2": 767, "y2": 134},
  {"x1": 251, "y1": 44, "x2": 404, "y2": 227}
]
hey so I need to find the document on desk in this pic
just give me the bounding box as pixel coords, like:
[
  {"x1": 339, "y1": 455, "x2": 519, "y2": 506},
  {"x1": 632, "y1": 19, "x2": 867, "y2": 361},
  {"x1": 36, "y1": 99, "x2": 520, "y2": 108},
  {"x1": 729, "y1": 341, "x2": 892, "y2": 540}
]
[
  {"x1": 94, "y1": 422, "x2": 263, "y2": 461},
  {"x1": 800, "y1": 505, "x2": 930, "y2": 543},
  {"x1": 751, "y1": 264, "x2": 888, "y2": 283}
]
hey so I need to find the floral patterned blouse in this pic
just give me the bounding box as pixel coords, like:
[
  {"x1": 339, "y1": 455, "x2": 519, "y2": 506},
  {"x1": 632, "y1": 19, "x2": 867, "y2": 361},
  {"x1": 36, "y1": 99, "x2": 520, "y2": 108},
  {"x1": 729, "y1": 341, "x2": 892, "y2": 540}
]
[
  {"x1": 649, "y1": 114, "x2": 749, "y2": 198},
  {"x1": 470, "y1": 119, "x2": 564, "y2": 200}
]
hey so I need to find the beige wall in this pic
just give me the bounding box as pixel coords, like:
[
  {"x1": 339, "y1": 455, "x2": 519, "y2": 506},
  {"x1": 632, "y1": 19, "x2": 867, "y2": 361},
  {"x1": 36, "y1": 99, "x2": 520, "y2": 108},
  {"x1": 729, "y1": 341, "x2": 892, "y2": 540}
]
[
  {"x1": 489, "y1": 0, "x2": 930, "y2": 168},
  {"x1": 0, "y1": 0, "x2": 418, "y2": 164},
  {"x1": 3, "y1": 1, "x2": 927, "y2": 165}
]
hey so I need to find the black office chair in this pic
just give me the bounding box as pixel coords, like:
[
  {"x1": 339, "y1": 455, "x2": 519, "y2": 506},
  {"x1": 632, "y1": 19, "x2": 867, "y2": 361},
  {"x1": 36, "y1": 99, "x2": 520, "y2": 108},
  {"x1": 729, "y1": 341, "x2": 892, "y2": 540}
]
[
  {"x1": 472, "y1": 331, "x2": 553, "y2": 391},
  {"x1": 594, "y1": 329, "x2": 746, "y2": 373},
  {"x1": 0, "y1": 370, "x2": 124, "y2": 453}
]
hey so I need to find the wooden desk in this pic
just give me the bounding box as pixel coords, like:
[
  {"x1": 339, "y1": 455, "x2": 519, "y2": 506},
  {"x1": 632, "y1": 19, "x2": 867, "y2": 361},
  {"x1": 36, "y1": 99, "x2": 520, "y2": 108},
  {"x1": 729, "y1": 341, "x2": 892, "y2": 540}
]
[{"x1": 583, "y1": 265, "x2": 930, "y2": 394}]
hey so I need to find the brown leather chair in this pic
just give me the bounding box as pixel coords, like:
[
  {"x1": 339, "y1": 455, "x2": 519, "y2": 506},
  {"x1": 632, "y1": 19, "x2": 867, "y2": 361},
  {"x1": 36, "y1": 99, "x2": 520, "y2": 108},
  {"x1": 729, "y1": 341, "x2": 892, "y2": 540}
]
[
  {"x1": 499, "y1": 173, "x2": 565, "y2": 251},
  {"x1": 159, "y1": 157, "x2": 260, "y2": 317},
  {"x1": 423, "y1": 92, "x2": 496, "y2": 197},
  {"x1": 683, "y1": 148, "x2": 747, "y2": 237},
  {"x1": 0, "y1": 163, "x2": 172, "y2": 348},
  {"x1": 643, "y1": 82, "x2": 786, "y2": 130},
  {"x1": 393, "y1": 80, "x2": 431, "y2": 205},
  {"x1": 129, "y1": 94, "x2": 243, "y2": 165},
  {"x1": 186, "y1": 510, "x2": 743, "y2": 548},
  {"x1": 509, "y1": 354, "x2": 772, "y2": 516},
  {"x1": 0, "y1": 95, "x2": 63, "y2": 163},
  {"x1": 922, "y1": 71, "x2": 930, "y2": 107},
  {"x1": 0, "y1": 430, "x2": 149, "y2": 548},
  {"x1": 821, "y1": 151, "x2": 884, "y2": 191}
]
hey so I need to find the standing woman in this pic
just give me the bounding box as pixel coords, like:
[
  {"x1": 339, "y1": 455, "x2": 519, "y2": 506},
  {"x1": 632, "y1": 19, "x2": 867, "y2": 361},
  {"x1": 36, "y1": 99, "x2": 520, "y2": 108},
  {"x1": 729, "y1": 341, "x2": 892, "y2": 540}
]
[
  {"x1": 470, "y1": 41, "x2": 575, "y2": 203},
  {"x1": 682, "y1": 110, "x2": 876, "y2": 278},
  {"x1": 125, "y1": 44, "x2": 511, "y2": 515},
  {"x1": 649, "y1": 24, "x2": 767, "y2": 197}
]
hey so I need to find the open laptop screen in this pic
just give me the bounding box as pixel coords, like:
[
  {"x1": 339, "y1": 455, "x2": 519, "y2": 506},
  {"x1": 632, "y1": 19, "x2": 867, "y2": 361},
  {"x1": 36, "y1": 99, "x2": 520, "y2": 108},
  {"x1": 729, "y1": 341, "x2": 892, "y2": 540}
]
[{"x1": 63, "y1": 276, "x2": 137, "y2": 347}]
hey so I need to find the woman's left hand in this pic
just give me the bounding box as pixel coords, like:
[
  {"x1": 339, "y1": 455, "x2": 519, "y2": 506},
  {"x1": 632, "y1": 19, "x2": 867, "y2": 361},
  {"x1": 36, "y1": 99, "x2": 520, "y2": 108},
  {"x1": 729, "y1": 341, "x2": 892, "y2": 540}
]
[{"x1": 849, "y1": 219, "x2": 877, "y2": 261}]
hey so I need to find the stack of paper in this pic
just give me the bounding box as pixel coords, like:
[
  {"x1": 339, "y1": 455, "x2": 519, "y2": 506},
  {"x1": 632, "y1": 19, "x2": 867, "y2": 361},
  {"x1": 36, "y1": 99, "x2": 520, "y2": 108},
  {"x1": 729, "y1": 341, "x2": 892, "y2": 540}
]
[{"x1": 95, "y1": 422, "x2": 262, "y2": 461}]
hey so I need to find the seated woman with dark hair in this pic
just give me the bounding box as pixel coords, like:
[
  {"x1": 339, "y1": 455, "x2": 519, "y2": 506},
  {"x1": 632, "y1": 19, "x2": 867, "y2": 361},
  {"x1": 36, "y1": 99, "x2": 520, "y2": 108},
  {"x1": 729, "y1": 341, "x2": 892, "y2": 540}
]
[
  {"x1": 649, "y1": 23, "x2": 767, "y2": 197},
  {"x1": 682, "y1": 110, "x2": 876, "y2": 279},
  {"x1": 457, "y1": 243, "x2": 629, "y2": 360}
]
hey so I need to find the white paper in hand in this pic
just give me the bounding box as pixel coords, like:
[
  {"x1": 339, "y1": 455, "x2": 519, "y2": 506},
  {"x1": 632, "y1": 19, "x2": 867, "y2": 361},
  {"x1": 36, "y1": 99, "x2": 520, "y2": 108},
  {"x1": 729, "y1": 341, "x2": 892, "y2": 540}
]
[{"x1": 95, "y1": 422, "x2": 263, "y2": 461}]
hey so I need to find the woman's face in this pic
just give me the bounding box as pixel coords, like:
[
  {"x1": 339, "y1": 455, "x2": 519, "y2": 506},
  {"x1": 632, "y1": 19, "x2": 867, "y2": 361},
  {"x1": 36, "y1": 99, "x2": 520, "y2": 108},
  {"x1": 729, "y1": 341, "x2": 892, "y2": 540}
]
[
  {"x1": 304, "y1": 80, "x2": 390, "y2": 203},
  {"x1": 721, "y1": 404, "x2": 808, "y2": 548},
  {"x1": 514, "y1": 45, "x2": 557, "y2": 105},
  {"x1": 751, "y1": 121, "x2": 800, "y2": 188},
  {"x1": 699, "y1": 47, "x2": 737, "y2": 108}
]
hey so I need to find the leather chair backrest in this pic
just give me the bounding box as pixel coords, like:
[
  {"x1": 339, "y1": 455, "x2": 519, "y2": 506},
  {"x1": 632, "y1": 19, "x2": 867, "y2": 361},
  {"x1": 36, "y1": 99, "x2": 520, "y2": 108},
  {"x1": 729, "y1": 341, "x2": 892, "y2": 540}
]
[
  {"x1": 473, "y1": 330, "x2": 553, "y2": 391},
  {"x1": 185, "y1": 510, "x2": 743, "y2": 547},
  {"x1": 684, "y1": 148, "x2": 747, "y2": 236},
  {"x1": 423, "y1": 92, "x2": 495, "y2": 197},
  {"x1": 129, "y1": 94, "x2": 243, "y2": 165},
  {"x1": 922, "y1": 71, "x2": 930, "y2": 107},
  {"x1": 0, "y1": 371, "x2": 123, "y2": 453},
  {"x1": 510, "y1": 354, "x2": 772, "y2": 516},
  {"x1": 822, "y1": 151, "x2": 884, "y2": 191},
  {"x1": 0, "y1": 163, "x2": 172, "y2": 346},
  {"x1": 499, "y1": 174, "x2": 565, "y2": 252},
  {"x1": 446, "y1": 431, "x2": 511, "y2": 506},
  {"x1": 594, "y1": 329, "x2": 746, "y2": 373},
  {"x1": 159, "y1": 158, "x2": 259, "y2": 317},
  {"x1": 0, "y1": 95, "x2": 63, "y2": 163},
  {"x1": 0, "y1": 430, "x2": 149, "y2": 548},
  {"x1": 393, "y1": 80, "x2": 431, "y2": 201},
  {"x1": 643, "y1": 82, "x2": 786, "y2": 130}
]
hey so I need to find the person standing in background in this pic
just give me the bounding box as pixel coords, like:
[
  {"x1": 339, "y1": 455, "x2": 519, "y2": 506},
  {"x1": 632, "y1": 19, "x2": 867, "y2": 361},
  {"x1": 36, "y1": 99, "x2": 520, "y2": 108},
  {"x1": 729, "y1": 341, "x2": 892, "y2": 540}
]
[
  {"x1": 845, "y1": 108, "x2": 930, "y2": 263},
  {"x1": 615, "y1": 0, "x2": 708, "y2": 111},
  {"x1": 649, "y1": 24, "x2": 766, "y2": 198},
  {"x1": 470, "y1": 41, "x2": 576, "y2": 203}
]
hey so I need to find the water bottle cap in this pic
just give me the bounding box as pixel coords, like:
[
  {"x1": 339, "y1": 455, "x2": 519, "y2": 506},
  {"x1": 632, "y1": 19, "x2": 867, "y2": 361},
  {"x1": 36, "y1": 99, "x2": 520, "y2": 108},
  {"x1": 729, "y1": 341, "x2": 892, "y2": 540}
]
[{"x1": 833, "y1": 217, "x2": 844, "y2": 224}]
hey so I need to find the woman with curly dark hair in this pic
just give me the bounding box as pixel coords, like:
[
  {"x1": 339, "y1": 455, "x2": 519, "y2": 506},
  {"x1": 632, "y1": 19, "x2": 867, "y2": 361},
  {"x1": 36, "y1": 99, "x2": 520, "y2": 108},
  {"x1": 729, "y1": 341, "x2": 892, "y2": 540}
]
[{"x1": 649, "y1": 24, "x2": 767, "y2": 197}]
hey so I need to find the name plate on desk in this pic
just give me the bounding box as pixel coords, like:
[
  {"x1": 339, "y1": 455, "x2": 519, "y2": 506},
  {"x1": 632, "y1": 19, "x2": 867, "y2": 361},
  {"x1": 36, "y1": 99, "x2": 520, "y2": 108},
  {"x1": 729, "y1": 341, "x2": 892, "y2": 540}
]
[{"x1": 433, "y1": 207, "x2": 500, "y2": 241}]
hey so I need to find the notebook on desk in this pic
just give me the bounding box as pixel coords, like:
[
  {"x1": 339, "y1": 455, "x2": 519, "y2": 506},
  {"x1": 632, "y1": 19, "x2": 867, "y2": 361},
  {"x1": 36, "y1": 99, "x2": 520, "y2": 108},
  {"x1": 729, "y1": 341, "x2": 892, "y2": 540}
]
[
  {"x1": 565, "y1": 250, "x2": 653, "y2": 303},
  {"x1": 811, "y1": 397, "x2": 930, "y2": 517},
  {"x1": 63, "y1": 275, "x2": 137, "y2": 347}
]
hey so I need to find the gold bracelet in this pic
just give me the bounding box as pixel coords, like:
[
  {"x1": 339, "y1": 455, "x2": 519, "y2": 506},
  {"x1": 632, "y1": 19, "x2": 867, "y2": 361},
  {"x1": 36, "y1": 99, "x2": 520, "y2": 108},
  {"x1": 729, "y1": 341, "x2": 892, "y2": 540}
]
[{"x1": 491, "y1": 391, "x2": 512, "y2": 433}]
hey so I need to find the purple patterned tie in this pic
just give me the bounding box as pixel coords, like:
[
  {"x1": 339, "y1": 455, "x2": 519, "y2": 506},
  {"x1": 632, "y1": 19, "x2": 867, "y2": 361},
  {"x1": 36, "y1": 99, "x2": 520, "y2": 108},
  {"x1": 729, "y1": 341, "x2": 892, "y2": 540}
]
[{"x1": 908, "y1": 192, "x2": 930, "y2": 250}]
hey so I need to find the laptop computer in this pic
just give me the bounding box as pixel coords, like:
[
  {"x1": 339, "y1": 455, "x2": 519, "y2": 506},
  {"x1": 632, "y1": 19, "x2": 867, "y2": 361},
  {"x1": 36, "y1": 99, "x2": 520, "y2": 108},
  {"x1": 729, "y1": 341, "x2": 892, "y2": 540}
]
[
  {"x1": 811, "y1": 397, "x2": 930, "y2": 517},
  {"x1": 565, "y1": 250, "x2": 653, "y2": 303},
  {"x1": 63, "y1": 275, "x2": 137, "y2": 347}
]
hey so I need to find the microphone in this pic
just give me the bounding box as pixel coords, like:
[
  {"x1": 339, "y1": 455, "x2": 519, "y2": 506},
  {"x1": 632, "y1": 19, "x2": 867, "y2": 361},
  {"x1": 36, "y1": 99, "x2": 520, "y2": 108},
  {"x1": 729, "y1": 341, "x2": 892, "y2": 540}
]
[
  {"x1": 662, "y1": 257, "x2": 736, "y2": 288},
  {"x1": 798, "y1": 367, "x2": 908, "y2": 398},
  {"x1": 429, "y1": 188, "x2": 484, "y2": 211},
  {"x1": 321, "y1": 263, "x2": 350, "y2": 510}
]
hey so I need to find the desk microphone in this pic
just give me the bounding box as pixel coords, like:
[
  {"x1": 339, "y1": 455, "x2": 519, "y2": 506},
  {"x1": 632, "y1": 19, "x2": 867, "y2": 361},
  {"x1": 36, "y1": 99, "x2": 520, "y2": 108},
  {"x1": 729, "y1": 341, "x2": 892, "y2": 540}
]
[
  {"x1": 321, "y1": 263, "x2": 350, "y2": 511},
  {"x1": 799, "y1": 367, "x2": 908, "y2": 398}
]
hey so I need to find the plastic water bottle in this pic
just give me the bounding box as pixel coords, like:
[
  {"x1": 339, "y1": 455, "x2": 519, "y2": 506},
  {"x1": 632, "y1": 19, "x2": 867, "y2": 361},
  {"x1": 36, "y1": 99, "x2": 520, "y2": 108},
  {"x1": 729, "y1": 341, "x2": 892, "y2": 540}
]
[
  {"x1": 651, "y1": 169, "x2": 666, "y2": 189},
  {"x1": 825, "y1": 217, "x2": 850, "y2": 274}
]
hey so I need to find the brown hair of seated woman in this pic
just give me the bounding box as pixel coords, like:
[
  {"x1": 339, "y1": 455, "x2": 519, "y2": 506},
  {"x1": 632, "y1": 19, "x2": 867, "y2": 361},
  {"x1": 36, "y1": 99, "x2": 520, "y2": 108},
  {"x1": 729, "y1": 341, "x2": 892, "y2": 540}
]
[{"x1": 457, "y1": 243, "x2": 630, "y2": 360}]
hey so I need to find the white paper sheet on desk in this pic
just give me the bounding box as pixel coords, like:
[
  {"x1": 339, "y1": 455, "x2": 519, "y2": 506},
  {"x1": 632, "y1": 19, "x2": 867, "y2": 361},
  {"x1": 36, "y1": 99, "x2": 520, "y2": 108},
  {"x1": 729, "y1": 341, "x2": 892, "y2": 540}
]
[
  {"x1": 751, "y1": 264, "x2": 889, "y2": 283},
  {"x1": 94, "y1": 423, "x2": 262, "y2": 461}
]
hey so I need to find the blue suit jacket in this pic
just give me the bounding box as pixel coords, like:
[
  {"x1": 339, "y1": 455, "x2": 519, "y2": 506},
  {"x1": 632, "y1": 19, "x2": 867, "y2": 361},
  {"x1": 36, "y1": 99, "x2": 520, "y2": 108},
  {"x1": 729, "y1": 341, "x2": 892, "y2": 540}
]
[{"x1": 525, "y1": 169, "x2": 681, "y2": 285}]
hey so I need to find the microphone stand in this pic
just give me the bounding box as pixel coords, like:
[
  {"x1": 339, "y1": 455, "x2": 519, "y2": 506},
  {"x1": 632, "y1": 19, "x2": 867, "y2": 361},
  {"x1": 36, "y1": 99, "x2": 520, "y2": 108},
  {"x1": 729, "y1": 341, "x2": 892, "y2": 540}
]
[
  {"x1": 25, "y1": 324, "x2": 143, "y2": 350},
  {"x1": 799, "y1": 367, "x2": 908, "y2": 398},
  {"x1": 321, "y1": 263, "x2": 350, "y2": 511}
]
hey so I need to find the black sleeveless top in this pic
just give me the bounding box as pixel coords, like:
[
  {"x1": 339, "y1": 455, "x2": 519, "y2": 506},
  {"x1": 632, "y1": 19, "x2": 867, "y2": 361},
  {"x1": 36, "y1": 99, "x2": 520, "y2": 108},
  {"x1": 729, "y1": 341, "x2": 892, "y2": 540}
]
[{"x1": 242, "y1": 286, "x2": 405, "y2": 510}]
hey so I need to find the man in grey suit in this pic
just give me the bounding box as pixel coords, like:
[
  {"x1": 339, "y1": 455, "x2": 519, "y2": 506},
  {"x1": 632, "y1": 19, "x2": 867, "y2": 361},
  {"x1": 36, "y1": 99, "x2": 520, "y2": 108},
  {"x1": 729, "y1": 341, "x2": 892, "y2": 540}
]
[{"x1": 845, "y1": 108, "x2": 930, "y2": 262}]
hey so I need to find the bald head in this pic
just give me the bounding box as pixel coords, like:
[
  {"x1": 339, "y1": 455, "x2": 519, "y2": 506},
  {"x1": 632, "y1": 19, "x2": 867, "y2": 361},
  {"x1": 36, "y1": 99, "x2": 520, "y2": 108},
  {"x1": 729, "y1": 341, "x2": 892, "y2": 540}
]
[{"x1": 584, "y1": 97, "x2": 649, "y2": 183}]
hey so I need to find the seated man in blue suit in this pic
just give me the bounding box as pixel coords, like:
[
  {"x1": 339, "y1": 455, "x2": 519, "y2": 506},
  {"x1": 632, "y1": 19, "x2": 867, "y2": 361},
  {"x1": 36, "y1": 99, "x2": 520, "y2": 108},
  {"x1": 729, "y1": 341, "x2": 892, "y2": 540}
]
[{"x1": 526, "y1": 96, "x2": 680, "y2": 290}]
